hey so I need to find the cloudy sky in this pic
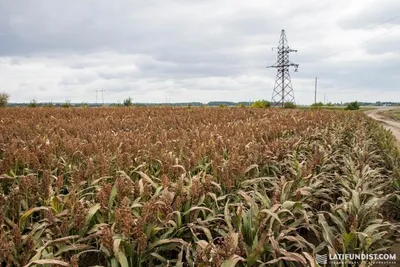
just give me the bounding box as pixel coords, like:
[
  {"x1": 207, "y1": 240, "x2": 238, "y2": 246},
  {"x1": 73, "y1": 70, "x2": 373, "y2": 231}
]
[{"x1": 0, "y1": 0, "x2": 399, "y2": 104}]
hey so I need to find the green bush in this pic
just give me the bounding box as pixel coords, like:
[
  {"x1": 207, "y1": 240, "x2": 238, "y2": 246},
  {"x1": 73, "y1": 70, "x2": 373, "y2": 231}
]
[
  {"x1": 0, "y1": 93, "x2": 9, "y2": 107},
  {"x1": 61, "y1": 100, "x2": 72, "y2": 108},
  {"x1": 251, "y1": 100, "x2": 271, "y2": 108},
  {"x1": 284, "y1": 102, "x2": 296, "y2": 109},
  {"x1": 311, "y1": 102, "x2": 324, "y2": 109},
  {"x1": 45, "y1": 101, "x2": 55, "y2": 108},
  {"x1": 123, "y1": 97, "x2": 133, "y2": 107},
  {"x1": 219, "y1": 104, "x2": 227, "y2": 108},
  {"x1": 346, "y1": 101, "x2": 360, "y2": 110},
  {"x1": 28, "y1": 99, "x2": 38, "y2": 108}
]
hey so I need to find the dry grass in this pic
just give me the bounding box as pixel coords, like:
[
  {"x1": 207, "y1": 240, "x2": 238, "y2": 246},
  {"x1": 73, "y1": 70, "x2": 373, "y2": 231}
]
[
  {"x1": 0, "y1": 107, "x2": 399, "y2": 266},
  {"x1": 378, "y1": 109, "x2": 400, "y2": 121}
]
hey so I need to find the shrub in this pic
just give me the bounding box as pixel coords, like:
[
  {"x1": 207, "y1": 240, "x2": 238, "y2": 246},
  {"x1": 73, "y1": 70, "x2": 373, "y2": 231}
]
[
  {"x1": 346, "y1": 101, "x2": 360, "y2": 110},
  {"x1": 123, "y1": 97, "x2": 133, "y2": 107},
  {"x1": 219, "y1": 104, "x2": 227, "y2": 108},
  {"x1": 61, "y1": 100, "x2": 72, "y2": 108},
  {"x1": 45, "y1": 101, "x2": 55, "y2": 108},
  {"x1": 283, "y1": 102, "x2": 296, "y2": 109},
  {"x1": 251, "y1": 100, "x2": 271, "y2": 108},
  {"x1": 0, "y1": 93, "x2": 9, "y2": 107},
  {"x1": 28, "y1": 99, "x2": 38, "y2": 108},
  {"x1": 311, "y1": 102, "x2": 324, "y2": 108}
]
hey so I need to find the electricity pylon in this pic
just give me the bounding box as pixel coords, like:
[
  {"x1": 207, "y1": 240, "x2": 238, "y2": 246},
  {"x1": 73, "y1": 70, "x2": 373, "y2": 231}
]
[
  {"x1": 94, "y1": 89, "x2": 105, "y2": 105},
  {"x1": 267, "y1": 29, "x2": 299, "y2": 107}
]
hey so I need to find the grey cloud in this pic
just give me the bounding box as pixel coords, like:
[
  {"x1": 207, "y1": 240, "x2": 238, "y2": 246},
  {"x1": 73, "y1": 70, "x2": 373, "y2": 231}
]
[
  {"x1": 338, "y1": 0, "x2": 400, "y2": 30},
  {"x1": 363, "y1": 34, "x2": 400, "y2": 55},
  {"x1": 0, "y1": 0, "x2": 399, "y2": 104}
]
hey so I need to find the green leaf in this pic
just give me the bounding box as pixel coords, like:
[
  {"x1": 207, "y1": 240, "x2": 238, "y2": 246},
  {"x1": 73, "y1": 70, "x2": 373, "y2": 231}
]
[
  {"x1": 19, "y1": 206, "x2": 49, "y2": 229},
  {"x1": 117, "y1": 251, "x2": 129, "y2": 267},
  {"x1": 318, "y1": 214, "x2": 335, "y2": 249},
  {"x1": 342, "y1": 232, "x2": 357, "y2": 250},
  {"x1": 111, "y1": 258, "x2": 119, "y2": 267},
  {"x1": 224, "y1": 200, "x2": 233, "y2": 231},
  {"x1": 190, "y1": 225, "x2": 213, "y2": 242},
  {"x1": 148, "y1": 238, "x2": 187, "y2": 250},
  {"x1": 135, "y1": 171, "x2": 158, "y2": 188},
  {"x1": 150, "y1": 252, "x2": 168, "y2": 263},
  {"x1": 28, "y1": 241, "x2": 51, "y2": 262},
  {"x1": 282, "y1": 201, "x2": 297, "y2": 210},
  {"x1": 182, "y1": 206, "x2": 214, "y2": 216},
  {"x1": 85, "y1": 203, "x2": 101, "y2": 225},
  {"x1": 54, "y1": 244, "x2": 90, "y2": 256},
  {"x1": 221, "y1": 255, "x2": 246, "y2": 267},
  {"x1": 260, "y1": 208, "x2": 283, "y2": 226},
  {"x1": 24, "y1": 259, "x2": 69, "y2": 267},
  {"x1": 108, "y1": 183, "x2": 118, "y2": 209}
]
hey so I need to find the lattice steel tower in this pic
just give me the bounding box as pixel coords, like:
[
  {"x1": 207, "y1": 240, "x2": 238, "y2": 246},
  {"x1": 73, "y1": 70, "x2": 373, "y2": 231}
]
[{"x1": 267, "y1": 29, "x2": 299, "y2": 107}]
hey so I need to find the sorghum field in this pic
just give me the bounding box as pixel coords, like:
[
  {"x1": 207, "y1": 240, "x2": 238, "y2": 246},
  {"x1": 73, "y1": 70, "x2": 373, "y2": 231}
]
[{"x1": 0, "y1": 107, "x2": 399, "y2": 267}]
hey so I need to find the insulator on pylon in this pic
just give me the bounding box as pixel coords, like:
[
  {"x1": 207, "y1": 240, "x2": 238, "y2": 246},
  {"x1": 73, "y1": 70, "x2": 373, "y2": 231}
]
[{"x1": 267, "y1": 29, "x2": 299, "y2": 107}]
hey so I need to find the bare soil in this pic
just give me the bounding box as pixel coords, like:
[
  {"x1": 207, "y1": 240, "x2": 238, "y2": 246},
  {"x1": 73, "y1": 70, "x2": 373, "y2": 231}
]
[{"x1": 366, "y1": 108, "x2": 400, "y2": 147}]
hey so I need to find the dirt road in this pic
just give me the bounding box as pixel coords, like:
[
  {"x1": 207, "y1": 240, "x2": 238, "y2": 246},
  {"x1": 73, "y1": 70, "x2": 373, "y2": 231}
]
[
  {"x1": 366, "y1": 107, "x2": 400, "y2": 266},
  {"x1": 365, "y1": 107, "x2": 400, "y2": 146}
]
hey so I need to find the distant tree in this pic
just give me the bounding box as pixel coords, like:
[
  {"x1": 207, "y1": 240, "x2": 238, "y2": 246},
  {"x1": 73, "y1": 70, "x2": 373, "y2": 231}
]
[
  {"x1": 61, "y1": 100, "x2": 72, "y2": 108},
  {"x1": 219, "y1": 104, "x2": 227, "y2": 108},
  {"x1": 283, "y1": 102, "x2": 296, "y2": 109},
  {"x1": 123, "y1": 97, "x2": 133, "y2": 107},
  {"x1": 208, "y1": 101, "x2": 234, "y2": 106},
  {"x1": 0, "y1": 93, "x2": 9, "y2": 107},
  {"x1": 251, "y1": 100, "x2": 271, "y2": 108},
  {"x1": 326, "y1": 102, "x2": 334, "y2": 107},
  {"x1": 346, "y1": 101, "x2": 360, "y2": 110},
  {"x1": 237, "y1": 103, "x2": 246, "y2": 108},
  {"x1": 45, "y1": 101, "x2": 55, "y2": 108},
  {"x1": 28, "y1": 99, "x2": 38, "y2": 108}
]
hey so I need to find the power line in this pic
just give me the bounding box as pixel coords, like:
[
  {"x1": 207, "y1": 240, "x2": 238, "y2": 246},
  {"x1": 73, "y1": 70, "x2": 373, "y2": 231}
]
[
  {"x1": 366, "y1": 15, "x2": 400, "y2": 30},
  {"x1": 358, "y1": 25, "x2": 400, "y2": 45},
  {"x1": 326, "y1": 16, "x2": 400, "y2": 58},
  {"x1": 326, "y1": 26, "x2": 400, "y2": 58}
]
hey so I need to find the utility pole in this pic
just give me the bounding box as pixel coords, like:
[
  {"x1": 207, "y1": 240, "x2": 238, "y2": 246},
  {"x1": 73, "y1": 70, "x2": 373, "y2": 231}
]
[
  {"x1": 94, "y1": 90, "x2": 99, "y2": 104},
  {"x1": 267, "y1": 29, "x2": 299, "y2": 107},
  {"x1": 324, "y1": 93, "x2": 326, "y2": 105},
  {"x1": 314, "y1": 77, "x2": 318, "y2": 104}
]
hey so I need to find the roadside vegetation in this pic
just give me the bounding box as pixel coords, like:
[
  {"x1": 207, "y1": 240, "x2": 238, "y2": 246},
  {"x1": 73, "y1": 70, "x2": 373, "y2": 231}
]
[
  {"x1": 0, "y1": 107, "x2": 399, "y2": 266},
  {"x1": 345, "y1": 101, "x2": 361, "y2": 110},
  {"x1": 379, "y1": 109, "x2": 400, "y2": 122}
]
